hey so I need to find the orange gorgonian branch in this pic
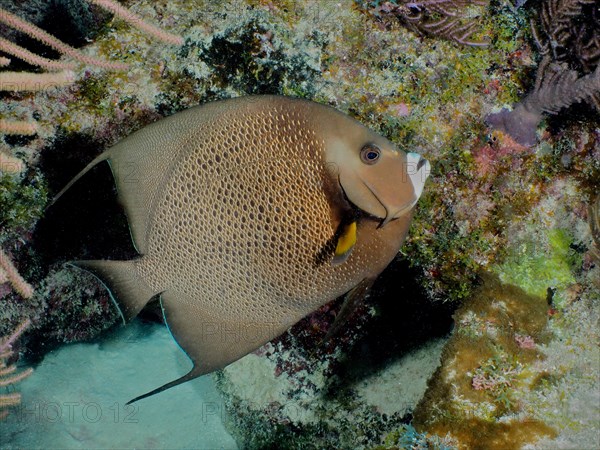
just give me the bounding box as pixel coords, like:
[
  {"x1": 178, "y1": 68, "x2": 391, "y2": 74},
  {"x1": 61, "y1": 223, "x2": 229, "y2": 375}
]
[
  {"x1": 0, "y1": 319, "x2": 33, "y2": 420},
  {"x1": 0, "y1": 35, "x2": 76, "y2": 71},
  {"x1": 0, "y1": 120, "x2": 38, "y2": 136},
  {"x1": 0, "y1": 249, "x2": 34, "y2": 299},
  {"x1": 87, "y1": 0, "x2": 184, "y2": 46},
  {"x1": 0, "y1": 1, "x2": 183, "y2": 136},
  {"x1": 0, "y1": 151, "x2": 25, "y2": 173},
  {"x1": 0, "y1": 70, "x2": 76, "y2": 92},
  {"x1": 0, "y1": 8, "x2": 127, "y2": 70},
  {"x1": 0, "y1": 0, "x2": 182, "y2": 72}
]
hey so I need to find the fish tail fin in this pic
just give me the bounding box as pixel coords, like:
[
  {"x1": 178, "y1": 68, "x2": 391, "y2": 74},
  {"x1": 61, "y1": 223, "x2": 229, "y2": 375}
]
[
  {"x1": 125, "y1": 367, "x2": 204, "y2": 405},
  {"x1": 68, "y1": 259, "x2": 155, "y2": 323},
  {"x1": 49, "y1": 152, "x2": 111, "y2": 206}
]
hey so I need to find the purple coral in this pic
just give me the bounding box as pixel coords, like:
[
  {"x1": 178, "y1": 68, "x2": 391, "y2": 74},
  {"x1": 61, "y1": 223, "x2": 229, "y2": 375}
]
[{"x1": 486, "y1": 61, "x2": 600, "y2": 146}]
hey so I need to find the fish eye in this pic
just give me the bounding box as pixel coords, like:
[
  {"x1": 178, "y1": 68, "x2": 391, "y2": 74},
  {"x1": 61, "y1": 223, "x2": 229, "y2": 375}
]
[{"x1": 360, "y1": 144, "x2": 381, "y2": 165}]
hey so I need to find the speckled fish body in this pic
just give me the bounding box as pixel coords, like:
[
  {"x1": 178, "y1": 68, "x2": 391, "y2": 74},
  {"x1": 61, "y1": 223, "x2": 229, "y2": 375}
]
[{"x1": 54, "y1": 95, "x2": 430, "y2": 402}]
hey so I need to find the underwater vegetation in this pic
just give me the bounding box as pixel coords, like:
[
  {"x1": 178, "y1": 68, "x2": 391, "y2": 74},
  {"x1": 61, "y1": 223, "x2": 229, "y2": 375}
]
[
  {"x1": 0, "y1": 0, "x2": 599, "y2": 448},
  {"x1": 486, "y1": 0, "x2": 600, "y2": 146},
  {"x1": 355, "y1": 0, "x2": 490, "y2": 47},
  {"x1": 0, "y1": 0, "x2": 182, "y2": 136}
]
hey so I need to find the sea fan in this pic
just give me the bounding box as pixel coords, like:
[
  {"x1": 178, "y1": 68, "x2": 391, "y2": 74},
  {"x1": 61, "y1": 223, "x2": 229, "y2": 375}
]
[
  {"x1": 535, "y1": 0, "x2": 598, "y2": 67},
  {"x1": 487, "y1": 57, "x2": 600, "y2": 146},
  {"x1": 359, "y1": 0, "x2": 490, "y2": 46},
  {"x1": 590, "y1": 193, "x2": 600, "y2": 263},
  {"x1": 487, "y1": 0, "x2": 600, "y2": 146}
]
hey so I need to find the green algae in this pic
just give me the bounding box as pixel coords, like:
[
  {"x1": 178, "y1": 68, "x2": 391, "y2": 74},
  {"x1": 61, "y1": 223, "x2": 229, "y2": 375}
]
[
  {"x1": 495, "y1": 228, "x2": 581, "y2": 304},
  {"x1": 76, "y1": 74, "x2": 111, "y2": 110}
]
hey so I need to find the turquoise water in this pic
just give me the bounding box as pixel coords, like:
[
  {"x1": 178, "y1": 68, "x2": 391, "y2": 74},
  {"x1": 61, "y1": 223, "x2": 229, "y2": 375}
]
[{"x1": 1, "y1": 321, "x2": 237, "y2": 449}]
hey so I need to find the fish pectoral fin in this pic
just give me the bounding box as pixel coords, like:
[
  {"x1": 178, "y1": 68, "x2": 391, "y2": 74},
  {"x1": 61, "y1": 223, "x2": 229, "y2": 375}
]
[
  {"x1": 323, "y1": 277, "x2": 375, "y2": 343},
  {"x1": 332, "y1": 220, "x2": 357, "y2": 265},
  {"x1": 130, "y1": 290, "x2": 286, "y2": 403},
  {"x1": 68, "y1": 259, "x2": 155, "y2": 323}
]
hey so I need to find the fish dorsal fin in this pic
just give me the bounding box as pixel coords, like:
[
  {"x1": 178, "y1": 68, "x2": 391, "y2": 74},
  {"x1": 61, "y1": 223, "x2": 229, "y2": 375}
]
[
  {"x1": 50, "y1": 106, "x2": 212, "y2": 255},
  {"x1": 69, "y1": 259, "x2": 156, "y2": 322},
  {"x1": 323, "y1": 277, "x2": 375, "y2": 342},
  {"x1": 332, "y1": 220, "x2": 357, "y2": 265},
  {"x1": 103, "y1": 109, "x2": 207, "y2": 254}
]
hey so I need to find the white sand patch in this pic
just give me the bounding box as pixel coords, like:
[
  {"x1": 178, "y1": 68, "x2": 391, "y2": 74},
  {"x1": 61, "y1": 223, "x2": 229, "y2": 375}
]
[
  {"x1": 0, "y1": 320, "x2": 237, "y2": 449},
  {"x1": 354, "y1": 338, "x2": 446, "y2": 417}
]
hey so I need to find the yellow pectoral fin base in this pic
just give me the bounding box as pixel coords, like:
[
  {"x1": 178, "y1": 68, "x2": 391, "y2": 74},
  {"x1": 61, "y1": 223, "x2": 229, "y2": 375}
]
[{"x1": 333, "y1": 221, "x2": 357, "y2": 265}]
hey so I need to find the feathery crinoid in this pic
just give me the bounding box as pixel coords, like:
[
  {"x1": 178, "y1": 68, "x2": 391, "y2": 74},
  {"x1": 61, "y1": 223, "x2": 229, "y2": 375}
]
[
  {"x1": 0, "y1": 319, "x2": 32, "y2": 421},
  {"x1": 487, "y1": 0, "x2": 600, "y2": 146},
  {"x1": 357, "y1": 0, "x2": 490, "y2": 47}
]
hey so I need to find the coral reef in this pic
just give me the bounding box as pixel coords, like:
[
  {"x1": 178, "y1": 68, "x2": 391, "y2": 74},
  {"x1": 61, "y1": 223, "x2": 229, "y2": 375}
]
[
  {"x1": 376, "y1": 424, "x2": 457, "y2": 450},
  {"x1": 0, "y1": 0, "x2": 182, "y2": 139},
  {"x1": 412, "y1": 176, "x2": 600, "y2": 449},
  {"x1": 0, "y1": 0, "x2": 598, "y2": 448},
  {"x1": 0, "y1": 1, "x2": 181, "y2": 70},
  {"x1": 0, "y1": 319, "x2": 33, "y2": 421},
  {"x1": 216, "y1": 330, "x2": 447, "y2": 448},
  {"x1": 413, "y1": 273, "x2": 557, "y2": 449}
]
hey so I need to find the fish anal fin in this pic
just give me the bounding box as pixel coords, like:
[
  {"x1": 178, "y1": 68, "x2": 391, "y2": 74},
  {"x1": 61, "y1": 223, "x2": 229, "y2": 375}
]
[
  {"x1": 126, "y1": 367, "x2": 202, "y2": 405},
  {"x1": 323, "y1": 277, "x2": 375, "y2": 343},
  {"x1": 69, "y1": 259, "x2": 155, "y2": 322},
  {"x1": 133, "y1": 290, "x2": 287, "y2": 402}
]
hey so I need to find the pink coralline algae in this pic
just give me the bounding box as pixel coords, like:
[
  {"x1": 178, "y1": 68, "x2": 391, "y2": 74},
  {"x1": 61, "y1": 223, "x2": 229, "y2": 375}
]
[
  {"x1": 515, "y1": 334, "x2": 536, "y2": 349},
  {"x1": 472, "y1": 137, "x2": 530, "y2": 179},
  {"x1": 472, "y1": 370, "x2": 515, "y2": 391}
]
